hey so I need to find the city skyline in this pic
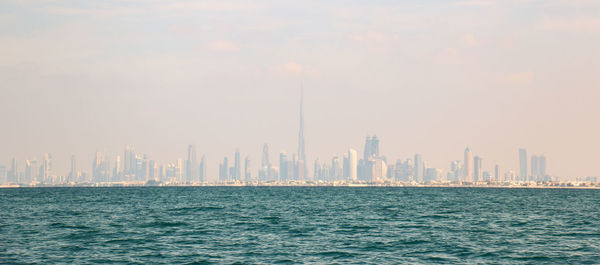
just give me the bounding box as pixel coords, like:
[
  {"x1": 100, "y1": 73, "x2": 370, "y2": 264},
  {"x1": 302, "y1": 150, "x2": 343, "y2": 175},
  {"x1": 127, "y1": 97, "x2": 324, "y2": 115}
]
[
  {"x1": 0, "y1": 84, "x2": 588, "y2": 183},
  {"x1": 0, "y1": 87, "x2": 573, "y2": 185},
  {"x1": 2, "y1": 0, "x2": 600, "y2": 178}
]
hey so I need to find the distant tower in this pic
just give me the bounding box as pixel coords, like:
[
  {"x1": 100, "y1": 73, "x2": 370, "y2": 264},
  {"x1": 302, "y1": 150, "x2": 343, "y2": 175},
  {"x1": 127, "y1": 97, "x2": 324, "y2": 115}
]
[
  {"x1": 279, "y1": 151, "x2": 289, "y2": 181},
  {"x1": 414, "y1": 154, "x2": 424, "y2": 182},
  {"x1": 69, "y1": 155, "x2": 77, "y2": 182},
  {"x1": 244, "y1": 156, "x2": 251, "y2": 181},
  {"x1": 186, "y1": 144, "x2": 198, "y2": 183},
  {"x1": 363, "y1": 135, "x2": 380, "y2": 160},
  {"x1": 42, "y1": 153, "x2": 52, "y2": 183},
  {"x1": 519, "y1": 148, "x2": 528, "y2": 181},
  {"x1": 531, "y1": 155, "x2": 539, "y2": 180},
  {"x1": 494, "y1": 164, "x2": 501, "y2": 182},
  {"x1": 9, "y1": 158, "x2": 18, "y2": 184},
  {"x1": 347, "y1": 148, "x2": 358, "y2": 181},
  {"x1": 463, "y1": 147, "x2": 474, "y2": 182},
  {"x1": 262, "y1": 144, "x2": 270, "y2": 168},
  {"x1": 539, "y1": 155, "x2": 547, "y2": 177},
  {"x1": 199, "y1": 155, "x2": 206, "y2": 182},
  {"x1": 474, "y1": 156, "x2": 483, "y2": 182},
  {"x1": 234, "y1": 149, "x2": 241, "y2": 181},
  {"x1": 297, "y1": 87, "x2": 307, "y2": 180}
]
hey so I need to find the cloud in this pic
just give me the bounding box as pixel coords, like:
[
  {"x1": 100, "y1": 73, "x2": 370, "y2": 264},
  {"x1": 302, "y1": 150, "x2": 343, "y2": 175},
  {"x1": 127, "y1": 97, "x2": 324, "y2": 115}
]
[
  {"x1": 346, "y1": 31, "x2": 400, "y2": 43},
  {"x1": 454, "y1": 0, "x2": 495, "y2": 7},
  {"x1": 461, "y1": 34, "x2": 480, "y2": 47},
  {"x1": 157, "y1": 1, "x2": 260, "y2": 12},
  {"x1": 208, "y1": 40, "x2": 240, "y2": 52},
  {"x1": 279, "y1": 62, "x2": 319, "y2": 77},
  {"x1": 434, "y1": 48, "x2": 462, "y2": 65},
  {"x1": 43, "y1": 1, "x2": 260, "y2": 17},
  {"x1": 543, "y1": 0, "x2": 600, "y2": 8},
  {"x1": 283, "y1": 62, "x2": 303, "y2": 75},
  {"x1": 498, "y1": 71, "x2": 534, "y2": 86},
  {"x1": 541, "y1": 17, "x2": 600, "y2": 32}
]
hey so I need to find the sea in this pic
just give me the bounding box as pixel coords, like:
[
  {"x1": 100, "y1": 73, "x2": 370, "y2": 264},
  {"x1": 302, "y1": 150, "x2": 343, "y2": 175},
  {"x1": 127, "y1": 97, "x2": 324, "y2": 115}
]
[{"x1": 1, "y1": 187, "x2": 599, "y2": 264}]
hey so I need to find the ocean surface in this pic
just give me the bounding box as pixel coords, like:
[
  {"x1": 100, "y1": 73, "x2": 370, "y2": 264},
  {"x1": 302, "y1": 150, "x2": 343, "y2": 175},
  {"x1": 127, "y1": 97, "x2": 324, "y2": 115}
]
[{"x1": 1, "y1": 187, "x2": 599, "y2": 264}]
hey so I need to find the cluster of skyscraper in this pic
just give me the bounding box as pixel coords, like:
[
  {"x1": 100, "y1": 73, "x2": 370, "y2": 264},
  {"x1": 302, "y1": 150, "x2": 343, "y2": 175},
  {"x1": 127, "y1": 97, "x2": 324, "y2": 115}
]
[
  {"x1": 0, "y1": 89, "x2": 557, "y2": 186},
  {"x1": 88, "y1": 144, "x2": 207, "y2": 183},
  {"x1": 0, "y1": 143, "x2": 554, "y2": 186},
  {"x1": 312, "y1": 136, "x2": 436, "y2": 183}
]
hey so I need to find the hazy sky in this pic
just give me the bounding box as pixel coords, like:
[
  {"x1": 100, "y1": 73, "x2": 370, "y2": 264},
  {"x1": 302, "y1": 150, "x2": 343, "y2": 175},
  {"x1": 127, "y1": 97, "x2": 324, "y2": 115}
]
[{"x1": 1, "y1": 0, "x2": 599, "y2": 179}]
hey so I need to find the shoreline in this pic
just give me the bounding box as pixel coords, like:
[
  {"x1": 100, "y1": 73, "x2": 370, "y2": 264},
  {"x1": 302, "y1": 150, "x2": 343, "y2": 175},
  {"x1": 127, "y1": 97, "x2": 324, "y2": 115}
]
[{"x1": 2, "y1": 182, "x2": 600, "y2": 189}]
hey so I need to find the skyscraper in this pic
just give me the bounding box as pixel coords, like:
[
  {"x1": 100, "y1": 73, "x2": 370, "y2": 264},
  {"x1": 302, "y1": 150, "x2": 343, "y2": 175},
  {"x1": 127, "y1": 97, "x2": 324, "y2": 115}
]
[
  {"x1": 199, "y1": 155, "x2": 206, "y2": 182},
  {"x1": 347, "y1": 148, "x2": 358, "y2": 181},
  {"x1": 186, "y1": 144, "x2": 198, "y2": 183},
  {"x1": 531, "y1": 155, "x2": 539, "y2": 180},
  {"x1": 363, "y1": 136, "x2": 380, "y2": 160},
  {"x1": 519, "y1": 148, "x2": 528, "y2": 181},
  {"x1": 0, "y1": 166, "x2": 6, "y2": 185},
  {"x1": 279, "y1": 151, "x2": 289, "y2": 181},
  {"x1": 69, "y1": 155, "x2": 77, "y2": 182},
  {"x1": 494, "y1": 164, "x2": 501, "y2": 182},
  {"x1": 113, "y1": 155, "x2": 121, "y2": 182},
  {"x1": 244, "y1": 156, "x2": 251, "y2": 181},
  {"x1": 123, "y1": 145, "x2": 136, "y2": 179},
  {"x1": 414, "y1": 154, "x2": 424, "y2": 182},
  {"x1": 8, "y1": 158, "x2": 17, "y2": 184},
  {"x1": 25, "y1": 160, "x2": 37, "y2": 184},
  {"x1": 463, "y1": 147, "x2": 474, "y2": 182},
  {"x1": 262, "y1": 144, "x2": 269, "y2": 168},
  {"x1": 539, "y1": 155, "x2": 547, "y2": 177},
  {"x1": 219, "y1": 157, "x2": 229, "y2": 182},
  {"x1": 297, "y1": 87, "x2": 306, "y2": 180},
  {"x1": 42, "y1": 153, "x2": 52, "y2": 183},
  {"x1": 234, "y1": 149, "x2": 241, "y2": 181},
  {"x1": 474, "y1": 156, "x2": 483, "y2": 182}
]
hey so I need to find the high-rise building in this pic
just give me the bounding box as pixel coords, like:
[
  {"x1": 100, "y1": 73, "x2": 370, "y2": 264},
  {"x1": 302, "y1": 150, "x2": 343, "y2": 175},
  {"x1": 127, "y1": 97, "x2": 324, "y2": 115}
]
[
  {"x1": 41, "y1": 153, "x2": 52, "y2": 183},
  {"x1": 113, "y1": 155, "x2": 121, "y2": 182},
  {"x1": 93, "y1": 152, "x2": 110, "y2": 183},
  {"x1": 8, "y1": 158, "x2": 18, "y2": 184},
  {"x1": 219, "y1": 157, "x2": 229, "y2": 182},
  {"x1": 279, "y1": 151, "x2": 290, "y2": 181},
  {"x1": 262, "y1": 144, "x2": 269, "y2": 168},
  {"x1": 463, "y1": 147, "x2": 474, "y2": 182},
  {"x1": 69, "y1": 155, "x2": 77, "y2": 183},
  {"x1": 448, "y1": 160, "x2": 462, "y2": 182},
  {"x1": 494, "y1": 164, "x2": 501, "y2": 182},
  {"x1": 519, "y1": 148, "x2": 528, "y2": 181},
  {"x1": 424, "y1": 168, "x2": 441, "y2": 182},
  {"x1": 531, "y1": 155, "x2": 539, "y2": 180},
  {"x1": 474, "y1": 156, "x2": 483, "y2": 182},
  {"x1": 414, "y1": 154, "x2": 424, "y2": 182},
  {"x1": 149, "y1": 160, "x2": 158, "y2": 182},
  {"x1": 176, "y1": 158, "x2": 183, "y2": 182},
  {"x1": 539, "y1": 155, "x2": 547, "y2": 177},
  {"x1": 234, "y1": 149, "x2": 241, "y2": 181},
  {"x1": 244, "y1": 156, "x2": 251, "y2": 181},
  {"x1": 297, "y1": 87, "x2": 307, "y2": 181},
  {"x1": 0, "y1": 165, "x2": 7, "y2": 185},
  {"x1": 199, "y1": 155, "x2": 206, "y2": 182},
  {"x1": 123, "y1": 145, "x2": 136, "y2": 178},
  {"x1": 330, "y1": 156, "x2": 342, "y2": 181},
  {"x1": 368, "y1": 158, "x2": 386, "y2": 183},
  {"x1": 347, "y1": 149, "x2": 358, "y2": 181},
  {"x1": 25, "y1": 160, "x2": 37, "y2": 184},
  {"x1": 186, "y1": 144, "x2": 198, "y2": 183},
  {"x1": 363, "y1": 136, "x2": 380, "y2": 160}
]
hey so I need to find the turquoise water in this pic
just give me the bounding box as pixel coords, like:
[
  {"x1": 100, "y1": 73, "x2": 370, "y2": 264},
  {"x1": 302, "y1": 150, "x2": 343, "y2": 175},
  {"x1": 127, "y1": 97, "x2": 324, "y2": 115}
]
[{"x1": 1, "y1": 187, "x2": 599, "y2": 264}]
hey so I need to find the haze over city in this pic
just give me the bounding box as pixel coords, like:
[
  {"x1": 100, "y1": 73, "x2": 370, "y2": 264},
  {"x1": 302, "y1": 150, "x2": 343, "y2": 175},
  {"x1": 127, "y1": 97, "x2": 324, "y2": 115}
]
[{"x1": 1, "y1": 0, "x2": 600, "y2": 180}]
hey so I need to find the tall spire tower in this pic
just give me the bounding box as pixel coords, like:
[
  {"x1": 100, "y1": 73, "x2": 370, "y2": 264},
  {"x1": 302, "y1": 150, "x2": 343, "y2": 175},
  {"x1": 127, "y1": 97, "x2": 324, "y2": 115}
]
[{"x1": 297, "y1": 85, "x2": 306, "y2": 180}]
